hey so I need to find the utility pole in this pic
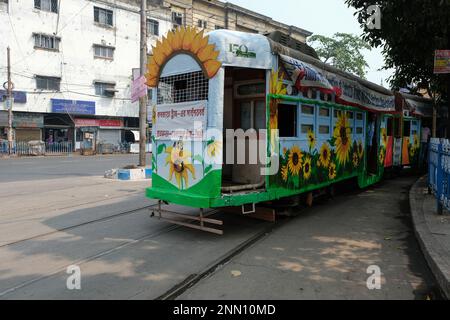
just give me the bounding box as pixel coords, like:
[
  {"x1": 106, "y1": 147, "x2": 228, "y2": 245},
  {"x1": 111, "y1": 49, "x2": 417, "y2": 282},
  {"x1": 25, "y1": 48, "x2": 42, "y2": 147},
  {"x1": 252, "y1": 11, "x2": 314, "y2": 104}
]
[
  {"x1": 6, "y1": 47, "x2": 13, "y2": 155},
  {"x1": 139, "y1": 0, "x2": 148, "y2": 167}
]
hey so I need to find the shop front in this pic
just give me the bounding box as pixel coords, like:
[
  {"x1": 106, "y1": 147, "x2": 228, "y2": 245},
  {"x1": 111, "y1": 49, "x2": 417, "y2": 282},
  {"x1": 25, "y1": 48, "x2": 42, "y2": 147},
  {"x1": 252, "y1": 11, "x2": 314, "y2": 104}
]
[
  {"x1": 13, "y1": 112, "x2": 44, "y2": 142},
  {"x1": 74, "y1": 118, "x2": 124, "y2": 151},
  {"x1": 44, "y1": 114, "x2": 74, "y2": 144}
]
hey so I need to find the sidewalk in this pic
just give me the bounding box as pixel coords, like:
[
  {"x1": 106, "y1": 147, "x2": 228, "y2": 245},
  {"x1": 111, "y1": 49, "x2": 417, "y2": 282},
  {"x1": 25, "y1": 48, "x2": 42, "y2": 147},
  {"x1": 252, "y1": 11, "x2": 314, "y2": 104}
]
[
  {"x1": 179, "y1": 176, "x2": 439, "y2": 300},
  {"x1": 410, "y1": 176, "x2": 450, "y2": 299}
]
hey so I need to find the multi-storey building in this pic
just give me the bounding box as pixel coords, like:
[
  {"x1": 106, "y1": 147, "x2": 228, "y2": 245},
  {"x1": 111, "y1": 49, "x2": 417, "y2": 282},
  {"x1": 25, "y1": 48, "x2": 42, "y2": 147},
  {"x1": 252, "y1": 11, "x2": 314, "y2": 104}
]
[{"x1": 0, "y1": 0, "x2": 311, "y2": 150}]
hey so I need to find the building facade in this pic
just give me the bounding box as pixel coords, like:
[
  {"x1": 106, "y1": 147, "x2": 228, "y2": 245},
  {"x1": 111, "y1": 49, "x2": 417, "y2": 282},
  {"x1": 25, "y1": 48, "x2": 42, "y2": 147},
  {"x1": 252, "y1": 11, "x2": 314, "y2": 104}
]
[{"x1": 0, "y1": 0, "x2": 311, "y2": 150}]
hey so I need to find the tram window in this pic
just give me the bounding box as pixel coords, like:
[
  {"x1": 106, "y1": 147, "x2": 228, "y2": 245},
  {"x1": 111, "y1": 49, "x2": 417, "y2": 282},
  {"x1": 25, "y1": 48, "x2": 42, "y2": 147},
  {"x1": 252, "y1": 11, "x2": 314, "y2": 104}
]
[
  {"x1": 301, "y1": 105, "x2": 314, "y2": 115},
  {"x1": 346, "y1": 111, "x2": 354, "y2": 119},
  {"x1": 301, "y1": 124, "x2": 314, "y2": 134},
  {"x1": 403, "y1": 121, "x2": 411, "y2": 137},
  {"x1": 319, "y1": 107, "x2": 330, "y2": 117},
  {"x1": 278, "y1": 104, "x2": 297, "y2": 137},
  {"x1": 319, "y1": 125, "x2": 330, "y2": 134},
  {"x1": 356, "y1": 113, "x2": 364, "y2": 120}
]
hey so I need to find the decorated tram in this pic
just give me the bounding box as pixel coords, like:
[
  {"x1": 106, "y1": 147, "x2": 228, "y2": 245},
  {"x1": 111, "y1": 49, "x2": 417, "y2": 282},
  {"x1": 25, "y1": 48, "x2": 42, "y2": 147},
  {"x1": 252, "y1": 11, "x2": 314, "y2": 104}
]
[{"x1": 145, "y1": 27, "x2": 431, "y2": 234}]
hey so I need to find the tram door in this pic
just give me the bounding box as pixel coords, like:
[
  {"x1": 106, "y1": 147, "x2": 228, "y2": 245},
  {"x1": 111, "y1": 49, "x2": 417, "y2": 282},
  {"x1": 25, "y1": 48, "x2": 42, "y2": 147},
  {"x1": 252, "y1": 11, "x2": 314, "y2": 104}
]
[{"x1": 232, "y1": 99, "x2": 266, "y2": 185}]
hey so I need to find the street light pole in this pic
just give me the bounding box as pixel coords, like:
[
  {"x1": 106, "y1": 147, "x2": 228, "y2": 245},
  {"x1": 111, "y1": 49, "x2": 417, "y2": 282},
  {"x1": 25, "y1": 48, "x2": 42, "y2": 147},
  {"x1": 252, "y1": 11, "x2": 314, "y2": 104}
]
[
  {"x1": 6, "y1": 47, "x2": 13, "y2": 155},
  {"x1": 139, "y1": 0, "x2": 148, "y2": 167}
]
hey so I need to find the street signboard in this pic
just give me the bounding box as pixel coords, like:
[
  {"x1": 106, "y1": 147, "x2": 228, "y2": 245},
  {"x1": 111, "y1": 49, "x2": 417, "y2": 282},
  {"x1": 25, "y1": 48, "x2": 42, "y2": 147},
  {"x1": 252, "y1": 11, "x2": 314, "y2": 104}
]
[
  {"x1": 3, "y1": 97, "x2": 13, "y2": 111},
  {"x1": 131, "y1": 75, "x2": 148, "y2": 103},
  {"x1": 434, "y1": 50, "x2": 450, "y2": 74},
  {"x1": 51, "y1": 99, "x2": 96, "y2": 115}
]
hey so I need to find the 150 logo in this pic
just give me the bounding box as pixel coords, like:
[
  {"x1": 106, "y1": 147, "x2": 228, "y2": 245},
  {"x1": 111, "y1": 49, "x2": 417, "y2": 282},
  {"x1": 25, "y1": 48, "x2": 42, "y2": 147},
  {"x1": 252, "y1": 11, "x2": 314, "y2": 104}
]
[{"x1": 229, "y1": 44, "x2": 256, "y2": 59}]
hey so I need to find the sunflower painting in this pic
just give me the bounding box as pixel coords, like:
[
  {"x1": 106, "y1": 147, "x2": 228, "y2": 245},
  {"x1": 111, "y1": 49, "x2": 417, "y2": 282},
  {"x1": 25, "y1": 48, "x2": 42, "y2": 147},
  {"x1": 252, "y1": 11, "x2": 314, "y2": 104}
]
[
  {"x1": 165, "y1": 141, "x2": 196, "y2": 190},
  {"x1": 407, "y1": 134, "x2": 420, "y2": 164},
  {"x1": 328, "y1": 163, "x2": 337, "y2": 180},
  {"x1": 319, "y1": 143, "x2": 331, "y2": 168},
  {"x1": 333, "y1": 112, "x2": 353, "y2": 166},
  {"x1": 303, "y1": 156, "x2": 312, "y2": 180},
  {"x1": 146, "y1": 27, "x2": 222, "y2": 88},
  {"x1": 288, "y1": 146, "x2": 303, "y2": 177}
]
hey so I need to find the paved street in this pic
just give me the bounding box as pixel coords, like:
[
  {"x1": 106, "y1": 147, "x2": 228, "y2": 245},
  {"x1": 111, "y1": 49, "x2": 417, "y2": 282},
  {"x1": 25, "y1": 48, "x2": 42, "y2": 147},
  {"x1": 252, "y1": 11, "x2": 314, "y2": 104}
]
[
  {"x1": 180, "y1": 176, "x2": 440, "y2": 300},
  {"x1": 0, "y1": 154, "x2": 151, "y2": 182},
  {"x1": 0, "y1": 157, "x2": 439, "y2": 299}
]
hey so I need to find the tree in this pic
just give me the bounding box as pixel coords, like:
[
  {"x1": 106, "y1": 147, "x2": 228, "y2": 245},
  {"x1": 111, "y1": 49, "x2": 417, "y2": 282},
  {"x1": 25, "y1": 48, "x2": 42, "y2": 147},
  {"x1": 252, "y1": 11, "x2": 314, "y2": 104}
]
[
  {"x1": 345, "y1": 0, "x2": 449, "y2": 100},
  {"x1": 307, "y1": 33, "x2": 371, "y2": 79}
]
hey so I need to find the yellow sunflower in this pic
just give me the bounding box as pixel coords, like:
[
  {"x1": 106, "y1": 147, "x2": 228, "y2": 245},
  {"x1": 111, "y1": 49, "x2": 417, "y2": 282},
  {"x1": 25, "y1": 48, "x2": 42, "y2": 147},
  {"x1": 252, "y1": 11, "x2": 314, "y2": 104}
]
[
  {"x1": 288, "y1": 145, "x2": 302, "y2": 176},
  {"x1": 357, "y1": 140, "x2": 364, "y2": 160},
  {"x1": 379, "y1": 149, "x2": 385, "y2": 165},
  {"x1": 165, "y1": 143, "x2": 196, "y2": 189},
  {"x1": 319, "y1": 143, "x2": 331, "y2": 168},
  {"x1": 352, "y1": 152, "x2": 359, "y2": 168},
  {"x1": 207, "y1": 140, "x2": 222, "y2": 158},
  {"x1": 281, "y1": 165, "x2": 289, "y2": 182},
  {"x1": 303, "y1": 156, "x2": 312, "y2": 180},
  {"x1": 333, "y1": 112, "x2": 352, "y2": 166},
  {"x1": 146, "y1": 27, "x2": 222, "y2": 87},
  {"x1": 328, "y1": 162, "x2": 337, "y2": 180},
  {"x1": 381, "y1": 128, "x2": 388, "y2": 147},
  {"x1": 307, "y1": 129, "x2": 316, "y2": 150}
]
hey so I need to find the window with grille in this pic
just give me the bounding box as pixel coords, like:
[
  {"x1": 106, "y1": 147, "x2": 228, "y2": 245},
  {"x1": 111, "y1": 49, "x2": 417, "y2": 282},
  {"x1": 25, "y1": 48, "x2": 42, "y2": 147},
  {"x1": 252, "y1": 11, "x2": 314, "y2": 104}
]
[
  {"x1": 95, "y1": 82, "x2": 116, "y2": 97},
  {"x1": 93, "y1": 45, "x2": 114, "y2": 59},
  {"x1": 157, "y1": 71, "x2": 209, "y2": 105},
  {"x1": 94, "y1": 7, "x2": 113, "y2": 27},
  {"x1": 147, "y1": 19, "x2": 159, "y2": 36},
  {"x1": 36, "y1": 76, "x2": 60, "y2": 91},
  {"x1": 172, "y1": 12, "x2": 183, "y2": 27},
  {"x1": 34, "y1": 33, "x2": 60, "y2": 50},
  {"x1": 34, "y1": 0, "x2": 58, "y2": 13}
]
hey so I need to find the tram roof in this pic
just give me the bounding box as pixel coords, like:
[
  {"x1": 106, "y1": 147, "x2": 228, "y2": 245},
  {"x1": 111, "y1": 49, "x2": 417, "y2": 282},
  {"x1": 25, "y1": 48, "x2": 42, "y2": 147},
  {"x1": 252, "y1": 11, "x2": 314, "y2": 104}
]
[{"x1": 208, "y1": 29, "x2": 395, "y2": 112}]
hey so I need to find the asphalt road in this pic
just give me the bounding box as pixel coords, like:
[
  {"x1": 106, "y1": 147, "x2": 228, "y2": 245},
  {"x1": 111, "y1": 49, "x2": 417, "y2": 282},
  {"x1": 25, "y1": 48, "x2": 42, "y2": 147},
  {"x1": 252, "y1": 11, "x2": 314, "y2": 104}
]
[
  {"x1": 0, "y1": 156, "x2": 440, "y2": 299},
  {"x1": 0, "y1": 154, "x2": 151, "y2": 182}
]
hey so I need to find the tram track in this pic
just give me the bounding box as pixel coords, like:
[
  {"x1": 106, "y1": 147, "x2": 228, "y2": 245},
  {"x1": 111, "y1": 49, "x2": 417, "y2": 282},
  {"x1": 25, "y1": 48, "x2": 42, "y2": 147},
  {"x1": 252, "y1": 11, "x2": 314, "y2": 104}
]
[
  {"x1": 0, "y1": 206, "x2": 225, "y2": 298},
  {"x1": 0, "y1": 222, "x2": 182, "y2": 298},
  {"x1": 0, "y1": 203, "x2": 158, "y2": 248},
  {"x1": 155, "y1": 213, "x2": 289, "y2": 300}
]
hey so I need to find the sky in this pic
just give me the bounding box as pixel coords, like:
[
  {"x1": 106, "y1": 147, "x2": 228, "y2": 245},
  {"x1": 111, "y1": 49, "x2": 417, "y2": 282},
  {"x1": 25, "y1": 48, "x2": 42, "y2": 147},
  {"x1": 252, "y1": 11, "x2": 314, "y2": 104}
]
[{"x1": 227, "y1": 0, "x2": 394, "y2": 87}]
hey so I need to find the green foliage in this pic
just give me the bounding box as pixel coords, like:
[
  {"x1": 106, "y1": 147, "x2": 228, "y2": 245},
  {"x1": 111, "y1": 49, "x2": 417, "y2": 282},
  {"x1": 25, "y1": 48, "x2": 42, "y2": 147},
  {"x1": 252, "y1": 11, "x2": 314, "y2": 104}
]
[
  {"x1": 308, "y1": 33, "x2": 371, "y2": 79},
  {"x1": 345, "y1": 0, "x2": 449, "y2": 100}
]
